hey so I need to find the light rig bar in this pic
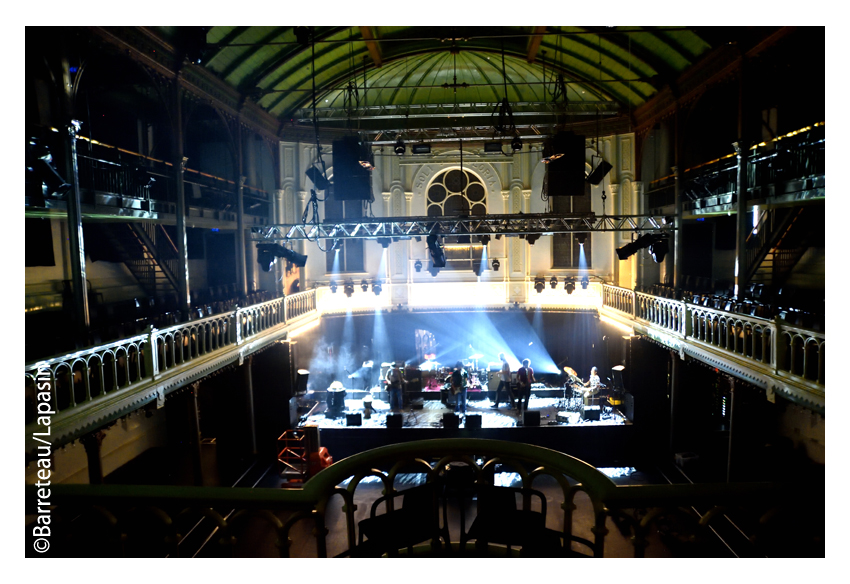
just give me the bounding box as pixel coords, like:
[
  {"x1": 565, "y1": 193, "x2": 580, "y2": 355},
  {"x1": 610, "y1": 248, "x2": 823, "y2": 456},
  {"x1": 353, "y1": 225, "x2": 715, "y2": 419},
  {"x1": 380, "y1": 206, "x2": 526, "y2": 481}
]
[{"x1": 250, "y1": 213, "x2": 674, "y2": 242}]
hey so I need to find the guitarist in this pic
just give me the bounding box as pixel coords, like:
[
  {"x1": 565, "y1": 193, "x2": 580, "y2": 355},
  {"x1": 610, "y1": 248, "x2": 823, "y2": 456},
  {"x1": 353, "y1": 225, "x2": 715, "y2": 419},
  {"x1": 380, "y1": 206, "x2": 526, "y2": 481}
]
[
  {"x1": 385, "y1": 362, "x2": 406, "y2": 412},
  {"x1": 450, "y1": 361, "x2": 469, "y2": 415},
  {"x1": 516, "y1": 359, "x2": 535, "y2": 413}
]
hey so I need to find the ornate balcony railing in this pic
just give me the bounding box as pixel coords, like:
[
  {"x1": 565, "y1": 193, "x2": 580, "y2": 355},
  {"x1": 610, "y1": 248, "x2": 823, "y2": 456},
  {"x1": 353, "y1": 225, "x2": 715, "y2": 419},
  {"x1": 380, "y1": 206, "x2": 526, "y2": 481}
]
[
  {"x1": 602, "y1": 284, "x2": 824, "y2": 409},
  {"x1": 24, "y1": 289, "x2": 318, "y2": 449},
  {"x1": 28, "y1": 438, "x2": 792, "y2": 558}
]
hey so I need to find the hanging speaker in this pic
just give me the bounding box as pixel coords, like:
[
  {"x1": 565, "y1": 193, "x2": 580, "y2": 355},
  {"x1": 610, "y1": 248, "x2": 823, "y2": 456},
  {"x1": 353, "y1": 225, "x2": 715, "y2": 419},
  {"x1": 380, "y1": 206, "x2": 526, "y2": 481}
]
[
  {"x1": 546, "y1": 132, "x2": 586, "y2": 197},
  {"x1": 332, "y1": 136, "x2": 372, "y2": 201},
  {"x1": 586, "y1": 159, "x2": 613, "y2": 185}
]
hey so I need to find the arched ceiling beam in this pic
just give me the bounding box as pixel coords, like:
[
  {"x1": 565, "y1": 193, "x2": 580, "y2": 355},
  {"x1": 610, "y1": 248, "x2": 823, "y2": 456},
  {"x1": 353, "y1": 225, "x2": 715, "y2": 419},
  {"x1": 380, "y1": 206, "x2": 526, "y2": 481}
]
[
  {"x1": 218, "y1": 27, "x2": 289, "y2": 81},
  {"x1": 526, "y1": 26, "x2": 547, "y2": 63},
  {"x1": 360, "y1": 26, "x2": 383, "y2": 67}
]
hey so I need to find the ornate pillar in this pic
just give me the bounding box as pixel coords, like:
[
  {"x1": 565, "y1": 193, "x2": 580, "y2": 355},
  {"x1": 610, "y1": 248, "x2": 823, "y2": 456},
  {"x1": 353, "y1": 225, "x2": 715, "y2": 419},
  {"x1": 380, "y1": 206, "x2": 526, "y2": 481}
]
[{"x1": 173, "y1": 74, "x2": 191, "y2": 317}]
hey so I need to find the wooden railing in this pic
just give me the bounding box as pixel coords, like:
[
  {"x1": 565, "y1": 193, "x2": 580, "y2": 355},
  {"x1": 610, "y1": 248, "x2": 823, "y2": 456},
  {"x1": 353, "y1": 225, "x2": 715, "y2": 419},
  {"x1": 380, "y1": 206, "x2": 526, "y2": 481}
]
[{"x1": 27, "y1": 438, "x2": 792, "y2": 558}]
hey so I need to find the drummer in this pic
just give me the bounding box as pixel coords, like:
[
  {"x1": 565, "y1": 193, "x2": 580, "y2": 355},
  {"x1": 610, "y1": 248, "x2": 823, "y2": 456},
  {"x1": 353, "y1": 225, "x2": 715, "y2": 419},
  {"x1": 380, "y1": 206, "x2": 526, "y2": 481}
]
[{"x1": 581, "y1": 366, "x2": 601, "y2": 406}]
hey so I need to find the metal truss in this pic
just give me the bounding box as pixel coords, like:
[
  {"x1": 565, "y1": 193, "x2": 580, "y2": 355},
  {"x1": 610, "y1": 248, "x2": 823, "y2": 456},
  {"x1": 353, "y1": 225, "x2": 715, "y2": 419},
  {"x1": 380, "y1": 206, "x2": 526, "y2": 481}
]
[{"x1": 250, "y1": 213, "x2": 674, "y2": 242}]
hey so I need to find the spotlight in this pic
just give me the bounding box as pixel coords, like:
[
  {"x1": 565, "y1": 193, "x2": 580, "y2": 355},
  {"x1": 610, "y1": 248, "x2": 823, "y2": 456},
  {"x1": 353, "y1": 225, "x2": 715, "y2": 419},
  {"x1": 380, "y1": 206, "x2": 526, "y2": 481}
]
[
  {"x1": 305, "y1": 166, "x2": 330, "y2": 191},
  {"x1": 256, "y1": 243, "x2": 307, "y2": 271},
  {"x1": 330, "y1": 280, "x2": 338, "y2": 293},
  {"x1": 581, "y1": 276, "x2": 589, "y2": 290},
  {"x1": 372, "y1": 281, "x2": 382, "y2": 296},
  {"x1": 414, "y1": 259, "x2": 423, "y2": 272},
  {"x1": 534, "y1": 277, "x2": 545, "y2": 294},
  {"x1": 394, "y1": 137, "x2": 406, "y2": 156},
  {"x1": 426, "y1": 232, "x2": 446, "y2": 267},
  {"x1": 575, "y1": 233, "x2": 587, "y2": 247},
  {"x1": 377, "y1": 237, "x2": 392, "y2": 249},
  {"x1": 526, "y1": 234, "x2": 541, "y2": 245},
  {"x1": 550, "y1": 276, "x2": 558, "y2": 289},
  {"x1": 492, "y1": 258, "x2": 500, "y2": 272},
  {"x1": 331, "y1": 239, "x2": 343, "y2": 252},
  {"x1": 511, "y1": 135, "x2": 523, "y2": 151},
  {"x1": 343, "y1": 280, "x2": 354, "y2": 297},
  {"x1": 477, "y1": 234, "x2": 491, "y2": 245},
  {"x1": 649, "y1": 238, "x2": 669, "y2": 263},
  {"x1": 484, "y1": 142, "x2": 503, "y2": 153},
  {"x1": 616, "y1": 233, "x2": 666, "y2": 261},
  {"x1": 411, "y1": 143, "x2": 431, "y2": 154},
  {"x1": 565, "y1": 278, "x2": 576, "y2": 295},
  {"x1": 360, "y1": 279, "x2": 369, "y2": 292}
]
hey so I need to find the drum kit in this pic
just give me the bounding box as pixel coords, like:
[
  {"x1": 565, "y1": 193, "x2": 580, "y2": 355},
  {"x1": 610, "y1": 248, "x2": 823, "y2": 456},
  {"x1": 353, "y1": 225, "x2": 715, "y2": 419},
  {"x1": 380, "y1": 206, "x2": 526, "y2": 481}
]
[{"x1": 561, "y1": 366, "x2": 607, "y2": 412}]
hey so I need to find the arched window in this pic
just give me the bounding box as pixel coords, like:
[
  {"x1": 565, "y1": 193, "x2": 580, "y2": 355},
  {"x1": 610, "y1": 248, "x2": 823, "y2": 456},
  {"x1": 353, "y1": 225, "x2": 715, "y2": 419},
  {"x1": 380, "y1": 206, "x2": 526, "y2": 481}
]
[{"x1": 426, "y1": 168, "x2": 487, "y2": 273}]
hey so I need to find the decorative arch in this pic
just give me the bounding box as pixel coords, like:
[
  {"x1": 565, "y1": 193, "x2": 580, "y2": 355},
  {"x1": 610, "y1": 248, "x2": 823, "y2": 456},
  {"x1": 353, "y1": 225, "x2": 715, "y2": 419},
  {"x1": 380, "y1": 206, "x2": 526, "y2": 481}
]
[{"x1": 411, "y1": 160, "x2": 502, "y2": 210}]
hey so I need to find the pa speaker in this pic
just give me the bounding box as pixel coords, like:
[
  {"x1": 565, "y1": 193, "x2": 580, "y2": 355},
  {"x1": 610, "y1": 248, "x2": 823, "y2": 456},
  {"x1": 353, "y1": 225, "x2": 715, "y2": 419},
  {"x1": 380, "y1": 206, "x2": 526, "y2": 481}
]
[
  {"x1": 586, "y1": 159, "x2": 613, "y2": 185},
  {"x1": 546, "y1": 132, "x2": 586, "y2": 197},
  {"x1": 465, "y1": 414, "x2": 482, "y2": 430},
  {"x1": 332, "y1": 136, "x2": 372, "y2": 201},
  {"x1": 523, "y1": 411, "x2": 540, "y2": 427},
  {"x1": 346, "y1": 413, "x2": 362, "y2": 426},
  {"x1": 443, "y1": 413, "x2": 459, "y2": 430},
  {"x1": 386, "y1": 413, "x2": 403, "y2": 429}
]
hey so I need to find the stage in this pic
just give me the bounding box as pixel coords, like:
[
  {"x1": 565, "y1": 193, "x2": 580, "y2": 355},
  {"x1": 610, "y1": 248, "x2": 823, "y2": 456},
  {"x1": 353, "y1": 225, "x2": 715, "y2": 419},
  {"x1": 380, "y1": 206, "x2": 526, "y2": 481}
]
[{"x1": 295, "y1": 386, "x2": 638, "y2": 466}]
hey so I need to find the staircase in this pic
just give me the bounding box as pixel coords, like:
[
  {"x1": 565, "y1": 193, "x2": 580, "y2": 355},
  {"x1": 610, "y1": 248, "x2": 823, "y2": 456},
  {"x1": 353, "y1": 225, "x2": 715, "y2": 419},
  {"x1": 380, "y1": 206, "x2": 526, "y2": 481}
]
[
  {"x1": 100, "y1": 223, "x2": 180, "y2": 297},
  {"x1": 747, "y1": 207, "x2": 814, "y2": 288}
]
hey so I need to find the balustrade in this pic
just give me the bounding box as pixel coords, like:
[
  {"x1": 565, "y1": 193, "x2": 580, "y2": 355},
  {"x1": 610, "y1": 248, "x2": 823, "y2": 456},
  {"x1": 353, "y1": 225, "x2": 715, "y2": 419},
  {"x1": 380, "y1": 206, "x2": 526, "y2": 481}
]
[
  {"x1": 285, "y1": 289, "x2": 317, "y2": 321},
  {"x1": 603, "y1": 285, "x2": 825, "y2": 393}
]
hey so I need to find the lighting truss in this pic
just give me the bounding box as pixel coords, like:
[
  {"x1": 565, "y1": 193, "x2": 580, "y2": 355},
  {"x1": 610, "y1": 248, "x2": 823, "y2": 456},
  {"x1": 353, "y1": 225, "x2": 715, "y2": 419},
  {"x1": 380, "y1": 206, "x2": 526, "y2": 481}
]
[{"x1": 250, "y1": 213, "x2": 674, "y2": 242}]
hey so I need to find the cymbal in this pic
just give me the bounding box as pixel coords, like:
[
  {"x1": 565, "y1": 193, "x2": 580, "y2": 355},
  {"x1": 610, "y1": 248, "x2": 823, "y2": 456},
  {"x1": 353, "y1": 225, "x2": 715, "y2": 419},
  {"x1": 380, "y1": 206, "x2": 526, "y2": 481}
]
[
  {"x1": 469, "y1": 353, "x2": 484, "y2": 359},
  {"x1": 381, "y1": 362, "x2": 393, "y2": 367},
  {"x1": 563, "y1": 366, "x2": 578, "y2": 377}
]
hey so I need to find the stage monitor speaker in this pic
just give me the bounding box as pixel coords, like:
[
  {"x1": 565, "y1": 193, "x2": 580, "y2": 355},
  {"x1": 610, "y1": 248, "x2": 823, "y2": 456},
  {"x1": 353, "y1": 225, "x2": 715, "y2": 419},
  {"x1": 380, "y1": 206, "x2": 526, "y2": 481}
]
[
  {"x1": 443, "y1": 413, "x2": 459, "y2": 430},
  {"x1": 295, "y1": 369, "x2": 309, "y2": 396},
  {"x1": 586, "y1": 159, "x2": 613, "y2": 185},
  {"x1": 332, "y1": 136, "x2": 372, "y2": 201},
  {"x1": 546, "y1": 132, "x2": 586, "y2": 197},
  {"x1": 346, "y1": 413, "x2": 362, "y2": 426},
  {"x1": 387, "y1": 413, "x2": 403, "y2": 429},
  {"x1": 465, "y1": 414, "x2": 482, "y2": 430},
  {"x1": 582, "y1": 405, "x2": 601, "y2": 421},
  {"x1": 523, "y1": 410, "x2": 540, "y2": 427}
]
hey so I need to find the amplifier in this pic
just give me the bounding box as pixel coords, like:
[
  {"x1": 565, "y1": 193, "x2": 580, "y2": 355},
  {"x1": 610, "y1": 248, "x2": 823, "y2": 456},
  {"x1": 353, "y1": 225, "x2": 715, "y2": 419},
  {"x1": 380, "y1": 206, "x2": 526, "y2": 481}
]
[
  {"x1": 346, "y1": 413, "x2": 362, "y2": 426},
  {"x1": 523, "y1": 411, "x2": 541, "y2": 426},
  {"x1": 386, "y1": 413, "x2": 403, "y2": 429},
  {"x1": 582, "y1": 405, "x2": 601, "y2": 421},
  {"x1": 465, "y1": 414, "x2": 482, "y2": 430},
  {"x1": 443, "y1": 413, "x2": 459, "y2": 429},
  {"x1": 488, "y1": 372, "x2": 501, "y2": 391}
]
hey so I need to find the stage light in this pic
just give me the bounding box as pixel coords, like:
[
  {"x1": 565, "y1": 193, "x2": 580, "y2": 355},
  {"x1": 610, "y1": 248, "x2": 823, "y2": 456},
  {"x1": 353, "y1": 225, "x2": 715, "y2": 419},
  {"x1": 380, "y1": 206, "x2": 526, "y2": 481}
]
[
  {"x1": 576, "y1": 233, "x2": 587, "y2": 247},
  {"x1": 581, "y1": 276, "x2": 589, "y2": 290},
  {"x1": 414, "y1": 259, "x2": 423, "y2": 272},
  {"x1": 526, "y1": 234, "x2": 540, "y2": 245},
  {"x1": 394, "y1": 137, "x2": 406, "y2": 156},
  {"x1": 649, "y1": 238, "x2": 669, "y2": 263},
  {"x1": 377, "y1": 237, "x2": 392, "y2": 249},
  {"x1": 534, "y1": 277, "x2": 545, "y2": 294},
  {"x1": 305, "y1": 165, "x2": 330, "y2": 191},
  {"x1": 372, "y1": 281, "x2": 382, "y2": 295},
  {"x1": 426, "y1": 232, "x2": 446, "y2": 267},
  {"x1": 360, "y1": 279, "x2": 369, "y2": 292},
  {"x1": 550, "y1": 276, "x2": 558, "y2": 289},
  {"x1": 484, "y1": 142, "x2": 503, "y2": 153},
  {"x1": 477, "y1": 234, "x2": 491, "y2": 245},
  {"x1": 343, "y1": 280, "x2": 354, "y2": 297},
  {"x1": 330, "y1": 280, "x2": 338, "y2": 293},
  {"x1": 616, "y1": 233, "x2": 666, "y2": 261},
  {"x1": 511, "y1": 135, "x2": 523, "y2": 151},
  {"x1": 331, "y1": 239, "x2": 343, "y2": 252},
  {"x1": 565, "y1": 278, "x2": 576, "y2": 294},
  {"x1": 412, "y1": 143, "x2": 431, "y2": 154},
  {"x1": 492, "y1": 258, "x2": 500, "y2": 271},
  {"x1": 256, "y1": 243, "x2": 307, "y2": 272}
]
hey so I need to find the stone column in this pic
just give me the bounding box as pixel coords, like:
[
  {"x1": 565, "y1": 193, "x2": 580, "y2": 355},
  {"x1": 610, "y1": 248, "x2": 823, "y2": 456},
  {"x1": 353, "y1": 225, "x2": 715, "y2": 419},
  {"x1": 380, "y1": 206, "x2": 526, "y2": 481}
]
[{"x1": 81, "y1": 429, "x2": 108, "y2": 484}]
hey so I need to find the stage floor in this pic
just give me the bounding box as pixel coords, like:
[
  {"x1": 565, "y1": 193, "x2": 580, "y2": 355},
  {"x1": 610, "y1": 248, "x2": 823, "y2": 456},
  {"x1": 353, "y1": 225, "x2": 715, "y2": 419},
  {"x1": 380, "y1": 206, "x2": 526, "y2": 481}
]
[{"x1": 300, "y1": 390, "x2": 627, "y2": 430}]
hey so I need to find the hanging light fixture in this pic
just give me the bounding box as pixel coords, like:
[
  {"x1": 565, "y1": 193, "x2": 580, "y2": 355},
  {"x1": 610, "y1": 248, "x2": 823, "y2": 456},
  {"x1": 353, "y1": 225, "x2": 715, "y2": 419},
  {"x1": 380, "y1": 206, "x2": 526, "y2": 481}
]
[
  {"x1": 550, "y1": 276, "x2": 558, "y2": 289},
  {"x1": 565, "y1": 278, "x2": 576, "y2": 295},
  {"x1": 394, "y1": 137, "x2": 406, "y2": 156}
]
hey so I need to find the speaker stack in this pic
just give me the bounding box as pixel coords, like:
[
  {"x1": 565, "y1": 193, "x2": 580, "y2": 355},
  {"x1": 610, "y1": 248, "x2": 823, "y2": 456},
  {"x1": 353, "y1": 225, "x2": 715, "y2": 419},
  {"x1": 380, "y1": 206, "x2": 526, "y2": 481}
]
[{"x1": 332, "y1": 136, "x2": 372, "y2": 201}]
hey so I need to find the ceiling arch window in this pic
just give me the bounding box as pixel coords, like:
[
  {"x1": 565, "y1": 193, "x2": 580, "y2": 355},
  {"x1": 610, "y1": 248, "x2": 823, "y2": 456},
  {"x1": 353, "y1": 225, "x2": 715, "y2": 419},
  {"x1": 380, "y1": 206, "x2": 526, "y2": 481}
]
[{"x1": 426, "y1": 168, "x2": 487, "y2": 273}]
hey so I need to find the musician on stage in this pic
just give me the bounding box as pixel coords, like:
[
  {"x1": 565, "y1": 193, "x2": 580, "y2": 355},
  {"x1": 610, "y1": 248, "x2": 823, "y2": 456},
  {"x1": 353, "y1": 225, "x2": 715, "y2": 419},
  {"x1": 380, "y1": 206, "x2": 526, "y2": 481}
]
[
  {"x1": 385, "y1": 362, "x2": 406, "y2": 412},
  {"x1": 450, "y1": 361, "x2": 469, "y2": 415},
  {"x1": 516, "y1": 359, "x2": 535, "y2": 411},
  {"x1": 581, "y1": 366, "x2": 601, "y2": 406},
  {"x1": 492, "y1": 352, "x2": 514, "y2": 409}
]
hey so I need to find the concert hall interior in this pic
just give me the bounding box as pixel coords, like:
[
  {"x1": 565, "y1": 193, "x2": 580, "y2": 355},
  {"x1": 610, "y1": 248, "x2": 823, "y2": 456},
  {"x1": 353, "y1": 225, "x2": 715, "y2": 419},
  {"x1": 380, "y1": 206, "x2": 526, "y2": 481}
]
[{"x1": 24, "y1": 23, "x2": 827, "y2": 560}]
